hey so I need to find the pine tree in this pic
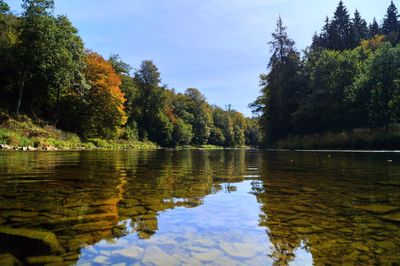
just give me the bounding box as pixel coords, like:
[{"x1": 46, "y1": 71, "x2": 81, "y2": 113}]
[
  {"x1": 382, "y1": 1, "x2": 399, "y2": 34},
  {"x1": 312, "y1": 17, "x2": 330, "y2": 50},
  {"x1": 368, "y1": 17, "x2": 381, "y2": 38},
  {"x1": 353, "y1": 10, "x2": 368, "y2": 44},
  {"x1": 328, "y1": 1, "x2": 355, "y2": 50},
  {"x1": 251, "y1": 17, "x2": 300, "y2": 145}
]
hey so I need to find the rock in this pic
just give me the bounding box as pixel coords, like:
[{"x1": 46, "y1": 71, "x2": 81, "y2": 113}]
[
  {"x1": 0, "y1": 227, "x2": 64, "y2": 254},
  {"x1": 191, "y1": 249, "x2": 223, "y2": 261},
  {"x1": 111, "y1": 246, "x2": 144, "y2": 260},
  {"x1": 93, "y1": 255, "x2": 109, "y2": 264},
  {"x1": 354, "y1": 204, "x2": 399, "y2": 214},
  {"x1": 0, "y1": 253, "x2": 22, "y2": 266},
  {"x1": 220, "y1": 242, "x2": 258, "y2": 258},
  {"x1": 83, "y1": 246, "x2": 99, "y2": 255},
  {"x1": 27, "y1": 146, "x2": 36, "y2": 151},
  {"x1": 352, "y1": 243, "x2": 370, "y2": 252},
  {"x1": 26, "y1": 256, "x2": 62, "y2": 264},
  {"x1": 192, "y1": 237, "x2": 214, "y2": 247},
  {"x1": 0, "y1": 144, "x2": 11, "y2": 150},
  {"x1": 142, "y1": 246, "x2": 179, "y2": 265},
  {"x1": 381, "y1": 213, "x2": 400, "y2": 224}
]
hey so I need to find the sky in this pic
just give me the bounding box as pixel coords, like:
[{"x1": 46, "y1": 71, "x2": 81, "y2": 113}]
[{"x1": 8, "y1": 0, "x2": 389, "y2": 116}]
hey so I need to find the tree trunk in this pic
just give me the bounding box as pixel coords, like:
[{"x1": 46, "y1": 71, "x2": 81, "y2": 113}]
[{"x1": 16, "y1": 70, "x2": 27, "y2": 116}]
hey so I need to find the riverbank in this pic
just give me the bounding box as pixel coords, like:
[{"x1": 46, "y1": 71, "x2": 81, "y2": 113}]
[
  {"x1": 272, "y1": 127, "x2": 400, "y2": 150},
  {"x1": 0, "y1": 115, "x2": 241, "y2": 151},
  {"x1": 0, "y1": 114, "x2": 159, "y2": 151}
]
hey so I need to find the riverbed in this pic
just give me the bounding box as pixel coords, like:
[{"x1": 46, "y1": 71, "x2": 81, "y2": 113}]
[{"x1": 0, "y1": 150, "x2": 399, "y2": 265}]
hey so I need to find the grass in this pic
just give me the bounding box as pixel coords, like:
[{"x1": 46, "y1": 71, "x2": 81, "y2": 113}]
[
  {"x1": 0, "y1": 112, "x2": 158, "y2": 150},
  {"x1": 274, "y1": 126, "x2": 400, "y2": 150}
]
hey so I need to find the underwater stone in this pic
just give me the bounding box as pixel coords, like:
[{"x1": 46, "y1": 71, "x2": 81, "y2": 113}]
[
  {"x1": 354, "y1": 204, "x2": 399, "y2": 214},
  {"x1": 93, "y1": 255, "x2": 109, "y2": 264},
  {"x1": 111, "y1": 246, "x2": 144, "y2": 260},
  {"x1": 220, "y1": 242, "x2": 258, "y2": 258},
  {"x1": 142, "y1": 246, "x2": 179, "y2": 266},
  {"x1": 0, "y1": 253, "x2": 22, "y2": 266},
  {"x1": 26, "y1": 256, "x2": 62, "y2": 264},
  {"x1": 0, "y1": 227, "x2": 64, "y2": 254}
]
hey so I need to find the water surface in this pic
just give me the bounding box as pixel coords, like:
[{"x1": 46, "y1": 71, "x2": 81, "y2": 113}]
[{"x1": 0, "y1": 150, "x2": 399, "y2": 265}]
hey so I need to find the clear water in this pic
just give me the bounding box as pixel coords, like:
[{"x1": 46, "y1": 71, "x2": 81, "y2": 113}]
[{"x1": 0, "y1": 150, "x2": 399, "y2": 265}]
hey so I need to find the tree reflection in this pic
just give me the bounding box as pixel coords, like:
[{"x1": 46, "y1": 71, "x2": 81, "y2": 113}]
[
  {"x1": 0, "y1": 150, "x2": 247, "y2": 264},
  {"x1": 253, "y1": 152, "x2": 400, "y2": 265}
]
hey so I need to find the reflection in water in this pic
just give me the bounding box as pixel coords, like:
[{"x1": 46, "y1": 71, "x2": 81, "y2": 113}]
[
  {"x1": 253, "y1": 152, "x2": 400, "y2": 265},
  {"x1": 0, "y1": 150, "x2": 399, "y2": 265}
]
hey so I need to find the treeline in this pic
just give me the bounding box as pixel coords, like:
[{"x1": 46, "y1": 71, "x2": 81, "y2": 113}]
[
  {"x1": 252, "y1": 1, "x2": 400, "y2": 147},
  {"x1": 0, "y1": 0, "x2": 260, "y2": 148}
]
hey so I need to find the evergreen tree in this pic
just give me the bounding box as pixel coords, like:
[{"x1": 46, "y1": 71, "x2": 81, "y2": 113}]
[
  {"x1": 327, "y1": 1, "x2": 355, "y2": 50},
  {"x1": 368, "y1": 17, "x2": 381, "y2": 38},
  {"x1": 0, "y1": 0, "x2": 9, "y2": 14},
  {"x1": 382, "y1": 1, "x2": 399, "y2": 34},
  {"x1": 251, "y1": 17, "x2": 300, "y2": 145},
  {"x1": 353, "y1": 10, "x2": 368, "y2": 44}
]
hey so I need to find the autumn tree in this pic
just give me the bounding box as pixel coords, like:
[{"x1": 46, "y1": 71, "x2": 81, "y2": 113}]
[{"x1": 80, "y1": 52, "x2": 127, "y2": 139}]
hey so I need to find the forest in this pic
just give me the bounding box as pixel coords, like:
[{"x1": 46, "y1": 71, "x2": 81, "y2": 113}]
[
  {"x1": 0, "y1": 0, "x2": 260, "y2": 149},
  {"x1": 252, "y1": 1, "x2": 400, "y2": 149}
]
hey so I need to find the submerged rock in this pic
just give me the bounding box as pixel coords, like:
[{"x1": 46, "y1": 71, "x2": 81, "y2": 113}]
[
  {"x1": 142, "y1": 246, "x2": 178, "y2": 265},
  {"x1": 381, "y1": 213, "x2": 400, "y2": 224},
  {"x1": 220, "y1": 242, "x2": 258, "y2": 258},
  {"x1": 111, "y1": 246, "x2": 144, "y2": 260},
  {"x1": 353, "y1": 204, "x2": 399, "y2": 214},
  {"x1": 0, "y1": 227, "x2": 64, "y2": 254},
  {"x1": 191, "y1": 249, "x2": 223, "y2": 262},
  {"x1": 93, "y1": 255, "x2": 109, "y2": 264},
  {"x1": 0, "y1": 253, "x2": 22, "y2": 266},
  {"x1": 26, "y1": 255, "x2": 62, "y2": 264}
]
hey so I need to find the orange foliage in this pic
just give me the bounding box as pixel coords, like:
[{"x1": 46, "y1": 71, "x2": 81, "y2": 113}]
[
  {"x1": 165, "y1": 106, "x2": 177, "y2": 124},
  {"x1": 83, "y1": 52, "x2": 128, "y2": 138},
  {"x1": 361, "y1": 35, "x2": 386, "y2": 51}
]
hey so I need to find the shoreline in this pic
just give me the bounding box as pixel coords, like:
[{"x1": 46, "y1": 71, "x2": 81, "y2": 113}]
[
  {"x1": 267, "y1": 149, "x2": 400, "y2": 153},
  {"x1": 0, "y1": 144, "x2": 256, "y2": 152}
]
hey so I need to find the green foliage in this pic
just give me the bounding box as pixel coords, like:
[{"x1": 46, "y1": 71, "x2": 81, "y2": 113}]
[
  {"x1": 0, "y1": 1, "x2": 255, "y2": 149},
  {"x1": 172, "y1": 118, "x2": 193, "y2": 146},
  {"x1": 122, "y1": 121, "x2": 139, "y2": 141},
  {"x1": 254, "y1": 2, "x2": 400, "y2": 149}
]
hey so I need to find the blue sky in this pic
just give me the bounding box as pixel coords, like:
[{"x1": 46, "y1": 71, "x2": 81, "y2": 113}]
[{"x1": 9, "y1": 0, "x2": 388, "y2": 116}]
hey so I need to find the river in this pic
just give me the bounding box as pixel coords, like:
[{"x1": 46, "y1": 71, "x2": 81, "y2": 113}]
[{"x1": 0, "y1": 150, "x2": 399, "y2": 265}]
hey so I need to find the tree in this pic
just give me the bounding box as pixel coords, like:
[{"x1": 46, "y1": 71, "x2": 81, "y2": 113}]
[
  {"x1": 80, "y1": 52, "x2": 127, "y2": 139},
  {"x1": 132, "y1": 60, "x2": 171, "y2": 143},
  {"x1": 368, "y1": 18, "x2": 381, "y2": 38},
  {"x1": 15, "y1": 0, "x2": 55, "y2": 115},
  {"x1": 172, "y1": 118, "x2": 193, "y2": 146},
  {"x1": 327, "y1": 1, "x2": 355, "y2": 50},
  {"x1": 0, "y1": 0, "x2": 9, "y2": 15},
  {"x1": 383, "y1": 1, "x2": 399, "y2": 44},
  {"x1": 348, "y1": 43, "x2": 400, "y2": 128},
  {"x1": 15, "y1": 0, "x2": 86, "y2": 122},
  {"x1": 244, "y1": 117, "x2": 260, "y2": 147},
  {"x1": 353, "y1": 10, "x2": 368, "y2": 44},
  {"x1": 383, "y1": 1, "x2": 399, "y2": 34},
  {"x1": 293, "y1": 49, "x2": 363, "y2": 134},
  {"x1": 108, "y1": 54, "x2": 137, "y2": 123},
  {"x1": 251, "y1": 17, "x2": 300, "y2": 145},
  {"x1": 184, "y1": 88, "x2": 213, "y2": 145}
]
